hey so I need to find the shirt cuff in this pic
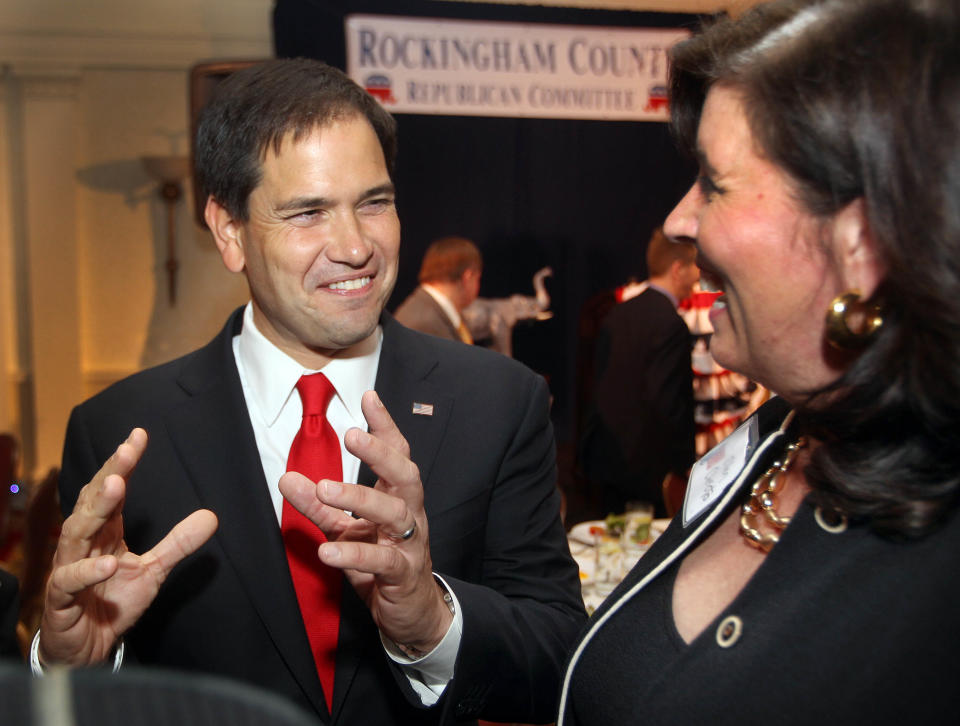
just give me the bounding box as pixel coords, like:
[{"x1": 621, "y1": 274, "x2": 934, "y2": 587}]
[
  {"x1": 30, "y1": 630, "x2": 125, "y2": 676},
  {"x1": 380, "y1": 574, "x2": 463, "y2": 706}
]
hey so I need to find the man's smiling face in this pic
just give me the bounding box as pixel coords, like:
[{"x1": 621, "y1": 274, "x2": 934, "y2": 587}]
[{"x1": 220, "y1": 114, "x2": 400, "y2": 367}]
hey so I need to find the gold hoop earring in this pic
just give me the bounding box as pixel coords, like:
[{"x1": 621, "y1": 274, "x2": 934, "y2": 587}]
[{"x1": 825, "y1": 290, "x2": 883, "y2": 349}]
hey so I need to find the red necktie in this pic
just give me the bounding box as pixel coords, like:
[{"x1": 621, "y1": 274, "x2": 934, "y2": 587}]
[{"x1": 281, "y1": 373, "x2": 342, "y2": 713}]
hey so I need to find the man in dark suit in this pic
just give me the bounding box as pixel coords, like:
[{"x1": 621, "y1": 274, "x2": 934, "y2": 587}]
[
  {"x1": 33, "y1": 59, "x2": 584, "y2": 725},
  {"x1": 580, "y1": 228, "x2": 699, "y2": 518},
  {"x1": 395, "y1": 237, "x2": 482, "y2": 344}
]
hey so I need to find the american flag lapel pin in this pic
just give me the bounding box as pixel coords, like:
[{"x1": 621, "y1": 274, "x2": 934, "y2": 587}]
[{"x1": 412, "y1": 402, "x2": 434, "y2": 416}]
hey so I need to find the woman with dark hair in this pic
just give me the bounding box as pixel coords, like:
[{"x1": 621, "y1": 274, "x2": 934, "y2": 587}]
[{"x1": 557, "y1": 0, "x2": 960, "y2": 722}]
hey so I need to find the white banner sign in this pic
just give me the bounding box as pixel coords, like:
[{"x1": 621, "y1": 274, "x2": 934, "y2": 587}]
[{"x1": 345, "y1": 15, "x2": 689, "y2": 121}]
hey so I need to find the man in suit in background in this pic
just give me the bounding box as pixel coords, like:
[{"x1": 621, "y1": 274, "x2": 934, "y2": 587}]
[
  {"x1": 579, "y1": 228, "x2": 699, "y2": 518},
  {"x1": 34, "y1": 59, "x2": 584, "y2": 725},
  {"x1": 395, "y1": 236, "x2": 482, "y2": 344}
]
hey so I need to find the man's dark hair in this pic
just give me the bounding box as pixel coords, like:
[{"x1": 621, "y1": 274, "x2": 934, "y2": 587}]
[{"x1": 195, "y1": 58, "x2": 398, "y2": 221}]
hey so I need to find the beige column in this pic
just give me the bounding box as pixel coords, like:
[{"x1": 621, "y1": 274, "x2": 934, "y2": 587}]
[
  {"x1": 6, "y1": 70, "x2": 84, "y2": 478},
  {"x1": 0, "y1": 68, "x2": 38, "y2": 470},
  {"x1": 0, "y1": 75, "x2": 13, "y2": 436}
]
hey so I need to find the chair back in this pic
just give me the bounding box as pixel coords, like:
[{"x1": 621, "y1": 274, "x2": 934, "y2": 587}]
[{"x1": 0, "y1": 664, "x2": 323, "y2": 726}]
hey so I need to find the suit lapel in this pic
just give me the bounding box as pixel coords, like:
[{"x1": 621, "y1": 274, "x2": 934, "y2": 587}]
[
  {"x1": 357, "y1": 313, "x2": 454, "y2": 489},
  {"x1": 165, "y1": 308, "x2": 330, "y2": 719}
]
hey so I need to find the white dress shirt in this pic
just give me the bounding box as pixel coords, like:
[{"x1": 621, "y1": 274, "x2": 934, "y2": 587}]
[
  {"x1": 232, "y1": 303, "x2": 461, "y2": 704},
  {"x1": 233, "y1": 303, "x2": 380, "y2": 521}
]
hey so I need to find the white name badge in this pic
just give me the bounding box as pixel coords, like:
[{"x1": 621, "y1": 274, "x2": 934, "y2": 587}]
[{"x1": 683, "y1": 415, "x2": 759, "y2": 527}]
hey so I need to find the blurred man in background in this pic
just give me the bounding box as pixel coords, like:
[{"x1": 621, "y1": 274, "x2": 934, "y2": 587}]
[
  {"x1": 395, "y1": 237, "x2": 482, "y2": 344},
  {"x1": 580, "y1": 228, "x2": 699, "y2": 517}
]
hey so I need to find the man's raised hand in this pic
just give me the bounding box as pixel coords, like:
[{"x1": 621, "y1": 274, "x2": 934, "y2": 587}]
[{"x1": 39, "y1": 428, "x2": 218, "y2": 666}]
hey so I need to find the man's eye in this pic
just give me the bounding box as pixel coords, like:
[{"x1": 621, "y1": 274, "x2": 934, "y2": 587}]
[
  {"x1": 361, "y1": 198, "x2": 394, "y2": 213},
  {"x1": 286, "y1": 209, "x2": 321, "y2": 223}
]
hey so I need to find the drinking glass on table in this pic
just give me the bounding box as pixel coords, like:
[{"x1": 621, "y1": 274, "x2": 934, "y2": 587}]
[
  {"x1": 624, "y1": 501, "x2": 654, "y2": 546},
  {"x1": 593, "y1": 527, "x2": 620, "y2": 597},
  {"x1": 622, "y1": 501, "x2": 654, "y2": 571}
]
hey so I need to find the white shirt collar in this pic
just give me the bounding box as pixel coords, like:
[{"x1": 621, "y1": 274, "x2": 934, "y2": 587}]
[
  {"x1": 420, "y1": 283, "x2": 462, "y2": 328},
  {"x1": 236, "y1": 302, "x2": 381, "y2": 427}
]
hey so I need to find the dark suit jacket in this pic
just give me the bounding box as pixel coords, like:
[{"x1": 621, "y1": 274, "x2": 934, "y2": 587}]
[
  {"x1": 394, "y1": 287, "x2": 459, "y2": 342},
  {"x1": 579, "y1": 287, "x2": 695, "y2": 514},
  {"x1": 59, "y1": 308, "x2": 585, "y2": 726},
  {"x1": 560, "y1": 398, "x2": 960, "y2": 724}
]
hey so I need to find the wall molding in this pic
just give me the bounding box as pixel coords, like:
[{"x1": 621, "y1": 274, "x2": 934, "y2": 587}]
[
  {"x1": 0, "y1": 0, "x2": 273, "y2": 71},
  {"x1": 18, "y1": 72, "x2": 81, "y2": 99},
  {"x1": 0, "y1": 32, "x2": 271, "y2": 72}
]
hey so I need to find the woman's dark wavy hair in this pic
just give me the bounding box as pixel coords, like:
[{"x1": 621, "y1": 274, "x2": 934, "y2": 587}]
[
  {"x1": 669, "y1": 0, "x2": 960, "y2": 537},
  {"x1": 194, "y1": 58, "x2": 398, "y2": 221}
]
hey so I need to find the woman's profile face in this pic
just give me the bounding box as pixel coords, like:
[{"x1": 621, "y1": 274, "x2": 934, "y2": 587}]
[{"x1": 663, "y1": 85, "x2": 846, "y2": 400}]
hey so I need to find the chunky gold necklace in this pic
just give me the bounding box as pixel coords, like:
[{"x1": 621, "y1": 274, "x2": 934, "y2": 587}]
[{"x1": 739, "y1": 438, "x2": 806, "y2": 553}]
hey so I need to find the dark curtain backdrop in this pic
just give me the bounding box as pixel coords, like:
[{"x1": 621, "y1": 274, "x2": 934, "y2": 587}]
[{"x1": 273, "y1": 0, "x2": 701, "y2": 445}]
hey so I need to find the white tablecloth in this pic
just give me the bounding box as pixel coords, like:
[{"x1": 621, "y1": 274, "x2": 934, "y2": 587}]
[{"x1": 568, "y1": 518, "x2": 671, "y2": 613}]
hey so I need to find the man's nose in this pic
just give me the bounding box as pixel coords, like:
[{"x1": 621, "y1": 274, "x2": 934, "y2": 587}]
[{"x1": 326, "y1": 214, "x2": 374, "y2": 266}]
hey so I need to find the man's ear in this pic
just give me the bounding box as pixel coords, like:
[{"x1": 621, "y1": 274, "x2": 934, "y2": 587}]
[
  {"x1": 668, "y1": 258, "x2": 684, "y2": 284},
  {"x1": 833, "y1": 198, "x2": 885, "y2": 299},
  {"x1": 460, "y1": 267, "x2": 478, "y2": 285},
  {"x1": 205, "y1": 196, "x2": 246, "y2": 273}
]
